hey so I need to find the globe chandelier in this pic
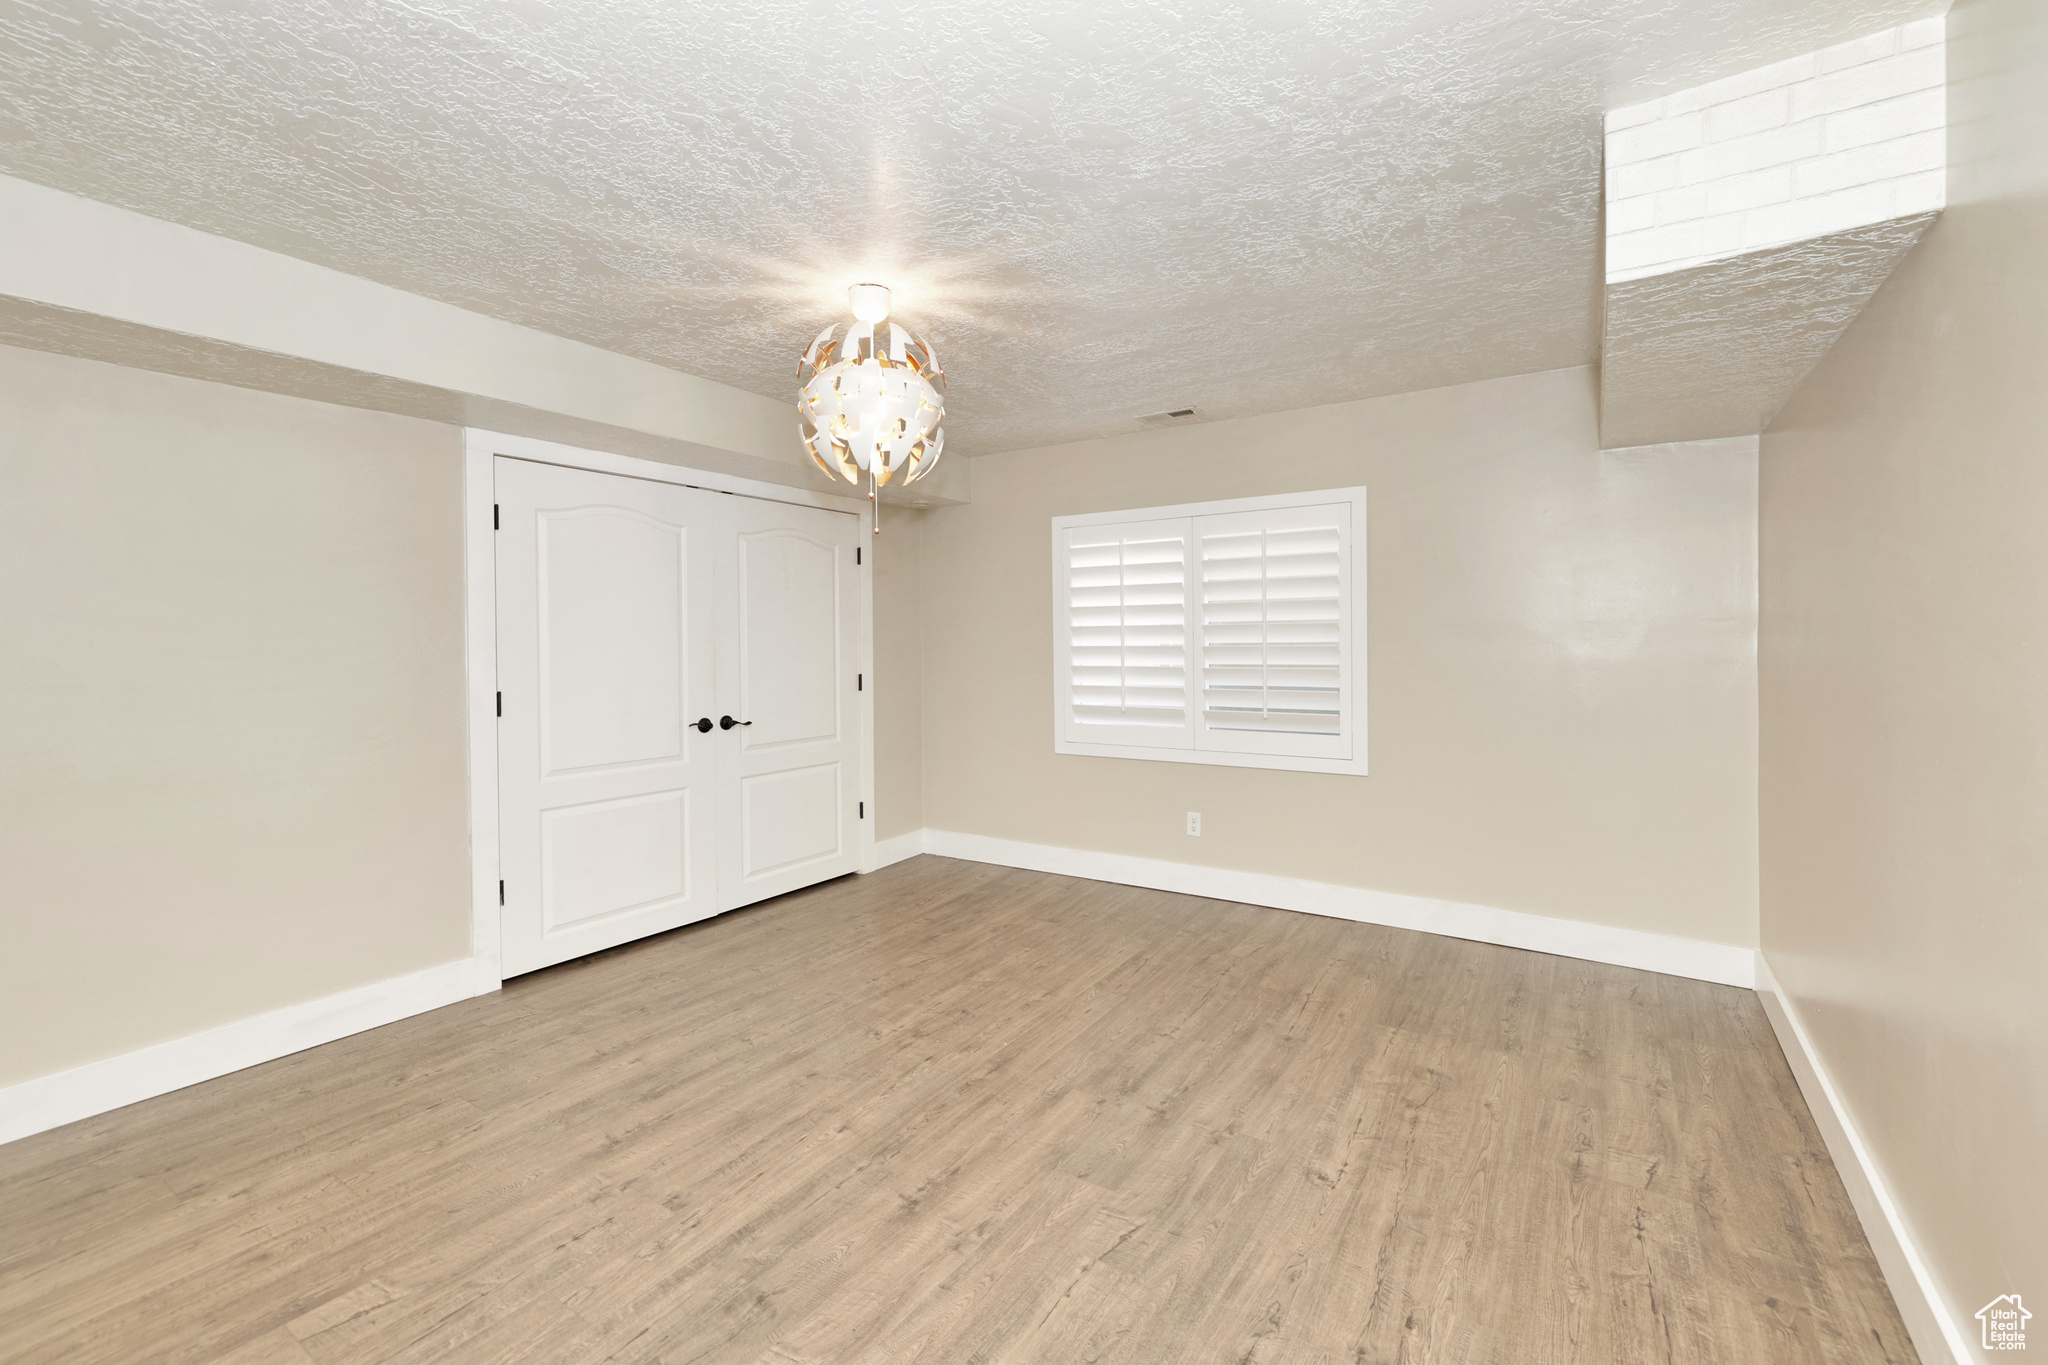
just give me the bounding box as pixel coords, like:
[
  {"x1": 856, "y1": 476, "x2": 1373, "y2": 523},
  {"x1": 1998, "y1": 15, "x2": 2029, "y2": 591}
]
[{"x1": 797, "y1": 284, "x2": 946, "y2": 516}]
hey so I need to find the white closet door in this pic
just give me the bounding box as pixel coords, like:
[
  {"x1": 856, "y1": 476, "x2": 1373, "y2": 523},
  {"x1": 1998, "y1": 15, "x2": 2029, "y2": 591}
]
[
  {"x1": 495, "y1": 457, "x2": 720, "y2": 976},
  {"x1": 714, "y1": 495, "x2": 862, "y2": 910}
]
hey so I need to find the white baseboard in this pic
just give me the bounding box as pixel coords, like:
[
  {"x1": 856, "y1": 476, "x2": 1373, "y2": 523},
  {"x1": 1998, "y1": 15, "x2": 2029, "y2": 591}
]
[
  {"x1": 919, "y1": 829, "x2": 1754, "y2": 988},
  {"x1": 864, "y1": 828, "x2": 930, "y2": 872},
  {"x1": 1755, "y1": 954, "x2": 1971, "y2": 1365},
  {"x1": 0, "y1": 956, "x2": 500, "y2": 1147}
]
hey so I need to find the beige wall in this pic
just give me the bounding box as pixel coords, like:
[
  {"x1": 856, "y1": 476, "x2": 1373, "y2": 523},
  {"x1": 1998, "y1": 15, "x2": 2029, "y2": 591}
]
[
  {"x1": 919, "y1": 366, "x2": 1759, "y2": 946},
  {"x1": 0, "y1": 344, "x2": 472, "y2": 1088},
  {"x1": 1758, "y1": 0, "x2": 2048, "y2": 1340}
]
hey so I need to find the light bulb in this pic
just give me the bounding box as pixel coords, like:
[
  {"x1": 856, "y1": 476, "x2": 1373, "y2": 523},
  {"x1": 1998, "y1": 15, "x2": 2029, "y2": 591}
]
[{"x1": 847, "y1": 283, "x2": 891, "y2": 324}]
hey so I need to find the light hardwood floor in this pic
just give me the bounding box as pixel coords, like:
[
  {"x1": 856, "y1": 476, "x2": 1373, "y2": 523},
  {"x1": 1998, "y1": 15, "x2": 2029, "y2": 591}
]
[{"x1": 1, "y1": 855, "x2": 1913, "y2": 1364}]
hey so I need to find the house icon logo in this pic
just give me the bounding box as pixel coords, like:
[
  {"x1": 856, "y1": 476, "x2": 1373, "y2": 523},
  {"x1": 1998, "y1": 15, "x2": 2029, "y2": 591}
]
[{"x1": 1978, "y1": 1294, "x2": 2030, "y2": 1351}]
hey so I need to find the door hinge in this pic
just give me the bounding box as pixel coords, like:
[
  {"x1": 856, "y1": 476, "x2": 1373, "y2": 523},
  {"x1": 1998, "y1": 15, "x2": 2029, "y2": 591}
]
[
  {"x1": 855, "y1": 547, "x2": 862, "y2": 566},
  {"x1": 858, "y1": 801, "x2": 865, "y2": 819},
  {"x1": 495, "y1": 691, "x2": 502, "y2": 717},
  {"x1": 493, "y1": 503, "x2": 500, "y2": 530},
  {"x1": 498, "y1": 879, "x2": 505, "y2": 905},
  {"x1": 857, "y1": 673, "x2": 863, "y2": 691}
]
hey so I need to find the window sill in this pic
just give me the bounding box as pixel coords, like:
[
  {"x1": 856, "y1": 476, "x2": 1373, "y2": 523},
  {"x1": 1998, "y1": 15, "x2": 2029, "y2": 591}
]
[{"x1": 1053, "y1": 738, "x2": 1369, "y2": 777}]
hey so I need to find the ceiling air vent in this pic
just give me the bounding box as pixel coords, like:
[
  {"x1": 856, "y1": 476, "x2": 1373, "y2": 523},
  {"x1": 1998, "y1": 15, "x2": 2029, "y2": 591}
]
[{"x1": 1138, "y1": 407, "x2": 1198, "y2": 423}]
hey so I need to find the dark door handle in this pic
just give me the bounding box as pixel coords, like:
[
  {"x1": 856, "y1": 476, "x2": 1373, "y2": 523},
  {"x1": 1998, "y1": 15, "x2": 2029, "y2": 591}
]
[
  {"x1": 719, "y1": 715, "x2": 752, "y2": 730},
  {"x1": 692, "y1": 717, "x2": 714, "y2": 732}
]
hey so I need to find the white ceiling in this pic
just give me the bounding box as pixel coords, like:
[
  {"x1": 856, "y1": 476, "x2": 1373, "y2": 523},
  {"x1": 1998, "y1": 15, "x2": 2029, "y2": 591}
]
[{"x1": 0, "y1": 0, "x2": 1936, "y2": 455}]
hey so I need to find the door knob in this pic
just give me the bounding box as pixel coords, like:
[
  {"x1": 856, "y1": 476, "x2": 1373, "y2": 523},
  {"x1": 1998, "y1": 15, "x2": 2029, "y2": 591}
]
[
  {"x1": 719, "y1": 715, "x2": 752, "y2": 730},
  {"x1": 692, "y1": 717, "x2": 714, "y2": 732}
]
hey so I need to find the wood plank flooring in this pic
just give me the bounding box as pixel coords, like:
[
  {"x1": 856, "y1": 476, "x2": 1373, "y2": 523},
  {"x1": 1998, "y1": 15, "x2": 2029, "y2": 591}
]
[{"x1": 0, "y1": 855, "x2": 1914, "y2": 1364}]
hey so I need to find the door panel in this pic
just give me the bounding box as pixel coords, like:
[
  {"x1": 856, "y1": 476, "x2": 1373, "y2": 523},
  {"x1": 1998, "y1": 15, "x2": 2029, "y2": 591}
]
[
  {"x1": 538, "y1": 508, "x2": 686, "y2": 774},
  {"x1": 739, "y1": 763, "x2": 842, "y2": 880},
  {"x1": 738, "y1": 531, "x2": 842, "y2": 747},
  {"x1": 540, "y1": 790, "x2": 689, "y2": 931},
  {"x1": 717, "y1": 498, "x2": 862, "y2": 908},
  {"x1": 497, "y1": 457, "x2": 719, "y2": 976}
]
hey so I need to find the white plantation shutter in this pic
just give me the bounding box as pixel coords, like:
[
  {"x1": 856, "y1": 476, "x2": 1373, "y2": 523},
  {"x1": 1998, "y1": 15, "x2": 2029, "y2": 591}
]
[
  {"x1": 1052, "y1": 488, "x2": 1364, "y2": 775},
  {"x1": 1058, "y1": 520, "x2": 1193, "y2": 747},
  {"x1": 1194, "y1": 503, "x2": 1349, "y2": 758}
]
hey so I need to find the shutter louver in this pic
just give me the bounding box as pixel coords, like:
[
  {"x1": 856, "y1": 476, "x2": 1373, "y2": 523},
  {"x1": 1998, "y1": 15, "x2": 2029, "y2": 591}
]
[
  {"x1": 1196, "y1": 505, "x2": 1347, "y2": 757},
  {"x1": 1063, "y1": 523, "x2": 1190, "y2": 745}
]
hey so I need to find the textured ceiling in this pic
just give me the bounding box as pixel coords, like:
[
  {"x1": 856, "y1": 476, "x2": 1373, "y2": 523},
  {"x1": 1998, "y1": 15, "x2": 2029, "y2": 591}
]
[
  {"x1": 1600, "y1": 213, "x2": 1936, "y2": 448},
  {"x1": 0, "y1": 0, "x2": 1939, "y2": 455}
]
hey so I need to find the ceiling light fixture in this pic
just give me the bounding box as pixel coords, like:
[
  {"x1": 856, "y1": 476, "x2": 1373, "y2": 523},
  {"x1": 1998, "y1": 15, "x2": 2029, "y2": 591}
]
[{"x1": 798, "y1": 284, "x2": 946, "y2": 524}]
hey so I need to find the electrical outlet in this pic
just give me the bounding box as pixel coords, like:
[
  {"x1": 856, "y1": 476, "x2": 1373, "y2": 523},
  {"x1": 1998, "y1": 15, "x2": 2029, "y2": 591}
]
[{"x1": 1186, "y1": 811, "x2": 1202, "y2": 837}]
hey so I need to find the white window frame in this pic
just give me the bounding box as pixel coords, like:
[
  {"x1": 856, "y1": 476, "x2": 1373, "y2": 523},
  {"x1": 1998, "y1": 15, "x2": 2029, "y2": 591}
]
[{"x1": 1051, "y1": 486, "x2": 1368, "y2": 777}]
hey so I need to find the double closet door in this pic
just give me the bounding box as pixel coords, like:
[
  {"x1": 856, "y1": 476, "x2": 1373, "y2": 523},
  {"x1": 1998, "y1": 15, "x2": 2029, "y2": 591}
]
[{"x1": 494, "y1": 456, "x2": 862, "y2": 977}]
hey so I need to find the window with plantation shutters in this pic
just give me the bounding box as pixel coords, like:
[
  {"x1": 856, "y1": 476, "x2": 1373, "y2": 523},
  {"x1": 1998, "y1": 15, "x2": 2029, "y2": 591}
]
[
  {"x1": 1058, "y1": 519, "x2": 1191, "y2": 748},
  {"x1": 1052, "y1": 488, "x2": 1365, "y2": 776},
  {"x1": 1195, "y1": 503, "x2": 1348, "y2": 759}
]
